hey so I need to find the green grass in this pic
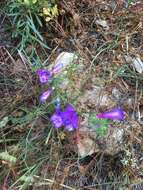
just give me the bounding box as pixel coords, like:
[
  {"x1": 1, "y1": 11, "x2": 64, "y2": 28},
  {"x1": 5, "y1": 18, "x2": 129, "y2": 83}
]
[{"x1": 5, "y1": 0, "x2": 58, "y2": 50}]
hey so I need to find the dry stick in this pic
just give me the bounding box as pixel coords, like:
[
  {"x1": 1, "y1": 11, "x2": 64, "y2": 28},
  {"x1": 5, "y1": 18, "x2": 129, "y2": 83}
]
[
  {"x1": 52, "y1": 160, "x2": 77, "y2": 189},
  {"x1": 34, "y1": 175, "x2": 77, "y2": 190},
  {"x1": 17, "y1": 50, "x2": 33, "y2": 82}
]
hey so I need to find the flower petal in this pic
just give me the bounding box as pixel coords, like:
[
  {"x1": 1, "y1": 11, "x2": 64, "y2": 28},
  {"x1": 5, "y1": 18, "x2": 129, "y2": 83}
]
[
  {"x1": 65, "y1": 124, "x2": 74, "y2": 131},
  {"x1": 51, "y1": 113, "x2": 63, "y2": 128}
]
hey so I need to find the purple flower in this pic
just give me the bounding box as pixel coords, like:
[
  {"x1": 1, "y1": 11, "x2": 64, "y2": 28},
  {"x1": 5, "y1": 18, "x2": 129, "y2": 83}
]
[
  {"x1": 51, "y1": 113, "x2": 63, "y2": 128},
  {"x1": 51, "y1": 64, "x2": 64, "y2": 74},
  {"x1": 61, "y1": 105, "x2": 79, "y2": 131},
  {"x1": 96, "y1": 107, "x2": 125, "y2": 121},
  {"x1": 50, "y1": 104, "x2": 79, "y2": 131},
  {"x1": 40, "y1": 89, "x2": 53, "y2": 102},
  {"x1": 37, "y1": 69, "x2": 52, "y2": 83},
  {"x1": 50, "y1": 107, "x2": 63, "y2": 128}
]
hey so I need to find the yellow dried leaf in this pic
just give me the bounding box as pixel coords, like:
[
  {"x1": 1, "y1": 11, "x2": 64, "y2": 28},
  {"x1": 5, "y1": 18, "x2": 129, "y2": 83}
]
[
  {"x1": 45, "y1": 16, "x2": 52, "y2": 22},
  {"x1": 51, "y1": 5, "x2": 58, "y2": 16},
  {"x1": 59, "y1": 131, "x2": 66, "y2": 140},
  {"x1": 43, "y1": 7, "x2": 51, "y2": 16}
]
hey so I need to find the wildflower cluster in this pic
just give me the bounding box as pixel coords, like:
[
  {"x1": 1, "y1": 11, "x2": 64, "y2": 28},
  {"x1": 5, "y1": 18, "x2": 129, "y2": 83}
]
[
  {"x1": 51, "y1": 104, "x2": 78, "y2": 131},
  {"x1": 37, "y1": 54, "x2": 125, "y2": 133},
  {"x1": 37, "y1": 60, "x2": 79, "y2": 131}
]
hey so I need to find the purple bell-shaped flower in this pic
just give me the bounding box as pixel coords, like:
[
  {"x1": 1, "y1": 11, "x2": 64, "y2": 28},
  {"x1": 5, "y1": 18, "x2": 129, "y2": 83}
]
[
  {"x1": 96, "y1": 107, "x2": 125, "y2": 121},
  {"x1": 37, "y1": 69, "x2": 52, "y2": 84},
  {"x1": 40, "y1": 88, "x2": 53, "y2": 102},
  {"x1": 50, "y1": 104, "x2": 79, "y2": 131}
]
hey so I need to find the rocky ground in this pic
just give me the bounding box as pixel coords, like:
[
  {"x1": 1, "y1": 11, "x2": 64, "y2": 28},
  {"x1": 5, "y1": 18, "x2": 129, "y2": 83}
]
[{"x1": 0, "y1": 0, "x2": 143, "y2": 190}]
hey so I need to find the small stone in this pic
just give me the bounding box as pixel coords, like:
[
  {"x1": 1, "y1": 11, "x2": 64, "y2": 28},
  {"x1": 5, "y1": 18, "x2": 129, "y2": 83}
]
[
  {"x1": 96, "y1": 19, "x2": 109, "y2": 30},
  {"x1": 79, "y1": 86, "x2": 116, "y2": 109},
  {"x1": 112, "y1": 87, "x2": 122, "y2": 100},
  {"x1": 77, "y1": 115, "x2": 125, "y2": 157}
]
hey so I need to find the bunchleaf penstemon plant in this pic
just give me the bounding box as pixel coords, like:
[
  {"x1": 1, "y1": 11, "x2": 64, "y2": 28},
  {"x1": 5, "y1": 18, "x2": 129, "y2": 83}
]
[
  {"x1": 36, "y1": 62, "x2": 79, "y2": 131},
  {"x1": 36, "y1": 60, "x2": 125, "y2": 133}
]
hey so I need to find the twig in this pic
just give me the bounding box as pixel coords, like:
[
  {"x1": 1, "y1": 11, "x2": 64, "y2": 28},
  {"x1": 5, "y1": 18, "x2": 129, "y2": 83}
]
[{"x1": 34, "y1": 175, "x2": 77, "y2": 190}]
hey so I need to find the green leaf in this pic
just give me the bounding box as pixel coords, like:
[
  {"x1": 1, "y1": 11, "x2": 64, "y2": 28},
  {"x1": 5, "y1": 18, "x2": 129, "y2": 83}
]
[
  {"x1": 0, "y1": 151, "x2": 17, "y2": 164},
  {"x1": 95, "y1": 125, "x2": 108, "y2": 136},
  {"x1": 0, "y1": 116, "x2": 9, "y2": 128},
  {"x1": 88, "y1": 113, "x2": 110, "y2": 137},
  {"x1": 20, "y1": 175, "x2": 34, "y2": 183}
]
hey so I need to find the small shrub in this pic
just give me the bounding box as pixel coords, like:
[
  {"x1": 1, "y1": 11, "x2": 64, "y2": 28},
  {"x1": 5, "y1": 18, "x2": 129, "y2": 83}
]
[
  {"x1": 88, "y1": 113, "x2": 110, "y2": 137},
  {"x1": 6, "y1": 0, "x2": 59, "y2": 50}
]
